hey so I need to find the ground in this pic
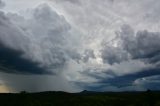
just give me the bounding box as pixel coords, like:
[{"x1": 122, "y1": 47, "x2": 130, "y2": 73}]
[{"x1": 0, "y1": 91, "x2": 160, "y2": 106}]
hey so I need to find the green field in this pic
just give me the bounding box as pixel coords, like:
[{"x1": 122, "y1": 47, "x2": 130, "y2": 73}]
[{"x1": 0, "y1": 91, "x2": 160, "y2": 106}]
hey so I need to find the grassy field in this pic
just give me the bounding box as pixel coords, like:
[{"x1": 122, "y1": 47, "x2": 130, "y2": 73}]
[{"x1": 0, "y1": 91, "x2": 160, "y2": 106}]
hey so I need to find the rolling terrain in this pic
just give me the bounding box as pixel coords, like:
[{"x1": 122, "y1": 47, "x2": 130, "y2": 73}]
[{"x1": 0, "y1": 90, "x2": 160, "y2": 106}]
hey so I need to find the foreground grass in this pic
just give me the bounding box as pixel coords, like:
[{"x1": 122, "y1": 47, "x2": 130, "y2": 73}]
[{"x1": 0, "y1": 91, "x2": 160, "y2": 106}]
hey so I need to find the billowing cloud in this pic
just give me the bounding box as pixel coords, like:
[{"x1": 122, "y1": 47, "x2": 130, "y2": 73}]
[
  {"x1": 0, "y1": 3, "x2": 86, "y2": 75},
  {"x1": 119, "y1": 25, "x2": 160, "y2": 62},
  {"x1": 94, "y1": 24, "x2": 160, "y2": 90},
  {"x1": 0, "y1": 0, "x2": 160, "y2": 92},
  {"x1": 0, "y1": 1, "x2": 97, "y2": 92},
  {"x1": 101, "y1": 24, "x2": 160, "y2": 65},
  {"x1": 0, "y1": 10, "x2": 47, "y2": 74}
]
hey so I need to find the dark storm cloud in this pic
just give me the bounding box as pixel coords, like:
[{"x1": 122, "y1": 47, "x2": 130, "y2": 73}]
[
  {"x1": 0, "y1": 44, "x2": 50, "y2": 74},
  {"x1": 0, "y1": 4, "x2": 72, "y2": 75},
  {"x1": 0, "y1": 9, "x2": 52, "y2": 74},
  {"x1": 79, "y1": 68, "x2": 160, "y2": 91},
  {"x1": 0, "y1": 3, "x2": 81, "y2": 92},
  {"x1": 134, "y1": 75, "x2": 160, "y2": 90},
  {"x1": 101, "y1": 68, "x2": 160, "y2": 87}
]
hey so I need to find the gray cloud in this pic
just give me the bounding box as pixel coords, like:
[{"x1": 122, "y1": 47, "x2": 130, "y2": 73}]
[
  {"x1": 0, "y1": 4, "x2": 73, "y2": 74},
  {"x1": 81, "y1": 49, "x2": 95, "y2": 63},
  {"x1": 0, "y1": 2, "x2": 94, "y2": 92},
  {"x1": 119, "y1": 25, "x2": 160, "y2": 62},
  {"x1": 101, "y1": 24, "x2": 160, "y2": 65},
  {"x1": 1, "y1": 0, "x2": 160, "y2": 92},
  {"x1": 82, "y1": 24, "x2": 160, "y2": 91},
  {"x1": 53, "y1": 0, "x2": 81, "y2": 4},
  {"x1": 134, "y1": 75, "x2": 160, "y2": 90},
  {"x1": 0, "y1": 0, "x2": 5, "y2": 8},
  {"x1": 0, "y1": 3, "x2": 81, "y2": 92},
  {"x1": 78, "y1": 67, "x2": 160, "y2": 91},
  {"x1": 101, "y1": 45, "x2": 128, "y2": 65},
  {"x1": 3, "y1": 3, "x2": 97, "y2": 75},
  {"x1": 0, "y1": 11, "x2": 48, "y2": 74},
  {"x1": 0, "y1": 44, "x2": 51, "y2": 74}
]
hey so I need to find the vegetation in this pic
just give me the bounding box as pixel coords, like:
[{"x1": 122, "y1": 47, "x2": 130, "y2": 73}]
[{"x1": 0, "y1": 91, "x2": 160, "y2": 106}]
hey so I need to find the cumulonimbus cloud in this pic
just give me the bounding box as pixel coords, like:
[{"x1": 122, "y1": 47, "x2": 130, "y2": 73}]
[
  {"x1": 1, "y1": 0, "x2": 160, "y2": 92},
  {"x1": 0, "y1": 4, "x2": 73, "y2": 74}
]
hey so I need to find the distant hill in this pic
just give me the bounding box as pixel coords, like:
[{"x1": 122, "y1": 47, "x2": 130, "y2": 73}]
[{"x1": 0, "y1": 90, "x2": 160, "y2": 106}]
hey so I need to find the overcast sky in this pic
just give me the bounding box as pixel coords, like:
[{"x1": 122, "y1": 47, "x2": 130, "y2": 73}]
[{"x1": 0, "y1": 0, "x2": 160, "y2": 93}]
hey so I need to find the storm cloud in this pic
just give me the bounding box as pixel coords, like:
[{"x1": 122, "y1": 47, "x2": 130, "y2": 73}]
[
  {"x1": 0, "y1": 4, "x2": 73, "y2": 74},
  {"x1": 0, "y1": 0, "x2": 160, "y2": 92},
  {"x1": 101, "y1": 24, "x2": 160, "y2": 65}
]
